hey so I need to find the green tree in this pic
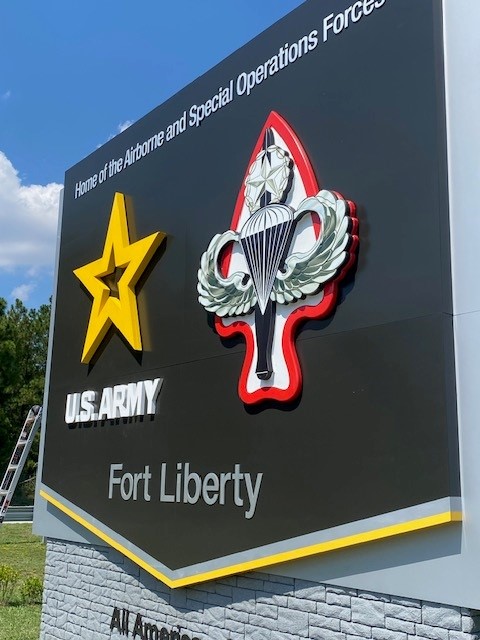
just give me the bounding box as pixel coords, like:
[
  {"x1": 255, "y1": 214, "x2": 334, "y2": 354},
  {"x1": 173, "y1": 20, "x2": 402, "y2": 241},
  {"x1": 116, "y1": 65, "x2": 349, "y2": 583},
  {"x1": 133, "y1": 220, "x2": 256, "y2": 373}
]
[{"x1": 0, "y1": 298, "x2": 50, "y2": 503}]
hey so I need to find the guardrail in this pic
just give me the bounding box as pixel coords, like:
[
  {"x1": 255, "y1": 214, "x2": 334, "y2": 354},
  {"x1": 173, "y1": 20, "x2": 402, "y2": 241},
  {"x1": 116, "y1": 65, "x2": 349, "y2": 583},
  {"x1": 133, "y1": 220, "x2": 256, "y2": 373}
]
[{"x1": 4, "y1": 505, "x2": 34, "y2": 522}]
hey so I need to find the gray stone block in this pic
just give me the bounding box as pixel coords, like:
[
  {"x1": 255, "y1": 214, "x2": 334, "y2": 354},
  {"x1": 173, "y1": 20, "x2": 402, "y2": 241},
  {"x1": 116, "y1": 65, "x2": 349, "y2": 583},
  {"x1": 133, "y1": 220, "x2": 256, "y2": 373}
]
[
  {"x1": 309, "y1": 629, "x2": 346, "y2": 640},
  {"x1": 226, "y1": 609, "x2": 249, "y2": 623},
  {"x1": 317, "y1": 602, "x2": 352, "y2": 622},
  {"x1": 328, "y1": 591, "x2": 353, "y2": 607},
  {"x1": 308, "y1": 613, "x2": 341, "y2": 631},
  {"x1": 207, "y1": 591, "x2": 231, "y2": 607},
  {"x1": 351, "y1": 597, "x2": 385, "y2": 626},
  {"x1": 248, "y1": 613, "x2": 280, "y2": 631},
  {"x1": 231, "y1": 587, "x2": 256, "y2": 612},
  {"x1": 372, "y1": 629, "x2": 406, "y2": 640},
  {"x1": 201, "y1": 605, "x2": 226, "y2": 628},
  {"x1": 217, "y1": 575, "x2": 237, "y2": 587},
  {"x1": 262, "y1": 580, "x2": 294, "y2": 596},
  {"x1": 385, "y1": 603, "x2": 421, "y2": 623},
  {"x1": 225, "y1": 618, "x2": 245, "y2": 633},
  {"x1": 327, "y1": 586, "x2": 358, "y2": 596},
  {"x1": 271, "y1": 632, "x2": 301, "y2": 640},
  {"x1": 389, "y1": 595, "x2": 421, "y2": 608},
  {"x1": 236, "y1": 575, "x2": 265, "y2": 591},
  {"x1": 294, "y1": 579, "x2": 326, "y2": 600},
  {"x1": 287, "y1": 596, "x2": 317, "y2": 613},
  {"x1": 276, "y1": 608, "x2": 309, "y2": 636},
  {"x1": 256, "y1": 602, "x2": 278, "y2": 619},
  {"x1": 185, "y1": 587, "x2": 208, "y2": 604},
  {"x1": 245, "y1": 624, "x2": 272, "y2": 639},
  {"x1": 449, "y1": 632, "x2": 480, "y2": 640},
  {"x1": 384, "y1": 616, "x2": 414, "y2": 634},
  {"x1": 414, "y1": 623, "x2": 449, "y2": 640},
  {"x1": 170, "y1": 589, "x2": 188, "y2": 609},
  {"x1": 215, "y1": 583, "x2": 233, "y2": 598},
  {"x1": 186, "y1": 598, "x2": 204, "y2": 613},
  {"x1": 340, "y1": 620, "x2": 373, "y2": 638},
  {"x1": 358, "y1": 591, "x2": 391, "y2": 603},
  {"x1": 309, "y1": 612, "x2": 341, "y2": 631},
  {"x1": 256, "y1": 589, "x2": 289, "y2": 608},
  {"x1": 119, "y1": 572, "x2": 139, "y2": 587},
  {"x1": 462, "y1": 613, "x2": 480, "y2": 633},
  {"x1": 269, "y1": 574, "x2": 295, "y2": 585},
  {"x1": 205, "y1": 626, "x2": 232, "y2": 640},
  {"x1": 422, "y1": 603, "x2": 461, "y2": 630}
]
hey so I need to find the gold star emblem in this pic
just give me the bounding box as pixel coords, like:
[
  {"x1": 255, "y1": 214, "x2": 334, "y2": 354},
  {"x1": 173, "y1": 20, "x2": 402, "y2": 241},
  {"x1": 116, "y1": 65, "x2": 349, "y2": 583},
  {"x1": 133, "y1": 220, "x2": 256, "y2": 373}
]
[{"x1": 74, "y1": 192, "x2": 165, "y2": 364}]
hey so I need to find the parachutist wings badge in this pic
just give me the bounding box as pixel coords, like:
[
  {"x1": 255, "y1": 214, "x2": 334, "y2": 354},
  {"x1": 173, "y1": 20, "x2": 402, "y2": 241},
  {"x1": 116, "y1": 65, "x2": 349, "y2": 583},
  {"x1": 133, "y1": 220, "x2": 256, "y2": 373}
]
[{"x1": 198, "y1": 111, "x2": 358, "y2": 405}]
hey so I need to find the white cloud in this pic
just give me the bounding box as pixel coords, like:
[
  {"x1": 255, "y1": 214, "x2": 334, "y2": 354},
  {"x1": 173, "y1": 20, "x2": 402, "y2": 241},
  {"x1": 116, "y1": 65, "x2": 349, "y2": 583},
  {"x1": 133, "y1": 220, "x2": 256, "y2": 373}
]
[
  {"x1": 10, "y1": 283, "x2": 35, "y2": 302},
  {"x1": 1, "y1": 90, "x2": 11, "y2": 101},
  {"x1": 98, "y1": 120, "x2": 135, "y2": 148},
  {"x1": 26, "y1": 266, "x2": 40, "y2": 278},
  {"x1": 0, "y1": 151, "x2": 62, "y2": 269},
  {"x1": 118, "y1": 120, "x2": 133, "y2": 133}
]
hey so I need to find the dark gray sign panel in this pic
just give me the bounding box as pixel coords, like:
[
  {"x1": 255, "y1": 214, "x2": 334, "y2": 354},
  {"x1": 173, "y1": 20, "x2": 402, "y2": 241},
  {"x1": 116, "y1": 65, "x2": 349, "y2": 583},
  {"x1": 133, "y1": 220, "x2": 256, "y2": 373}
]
[{"x1": 38, "y1": 0, "x2": 460, "y2": 587}]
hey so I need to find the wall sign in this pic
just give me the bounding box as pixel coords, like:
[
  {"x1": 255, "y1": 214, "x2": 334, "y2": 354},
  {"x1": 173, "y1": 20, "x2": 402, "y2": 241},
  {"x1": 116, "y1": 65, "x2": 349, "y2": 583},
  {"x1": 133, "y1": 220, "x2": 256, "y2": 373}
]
[{"x1": 37, "y1": 0, "x2": 460, "y2": 589}]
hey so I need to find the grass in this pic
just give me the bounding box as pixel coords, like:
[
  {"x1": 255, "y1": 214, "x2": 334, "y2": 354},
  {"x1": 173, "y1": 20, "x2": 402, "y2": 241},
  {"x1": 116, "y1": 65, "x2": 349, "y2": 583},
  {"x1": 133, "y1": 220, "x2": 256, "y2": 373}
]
[
  {"x1": 0, "y1": 523, "x2": 45, "y2": 640},
  {"x1": 0, "y1": 605, "x2": 42, "y2": 640}
]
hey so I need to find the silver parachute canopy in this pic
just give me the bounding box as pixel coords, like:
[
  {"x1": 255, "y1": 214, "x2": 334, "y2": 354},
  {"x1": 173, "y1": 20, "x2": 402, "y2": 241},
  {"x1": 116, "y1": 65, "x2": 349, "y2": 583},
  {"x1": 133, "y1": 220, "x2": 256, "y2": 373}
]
[{"x1": 239, "y1": 204, "x2": 294, "y2": 314}]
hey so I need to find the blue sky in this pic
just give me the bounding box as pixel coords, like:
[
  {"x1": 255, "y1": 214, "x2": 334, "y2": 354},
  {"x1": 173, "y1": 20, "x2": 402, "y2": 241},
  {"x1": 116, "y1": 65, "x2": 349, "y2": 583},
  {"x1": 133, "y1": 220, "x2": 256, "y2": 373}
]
[{"x1": 0, "y1": 0, "x2": 304, "y2": 309}]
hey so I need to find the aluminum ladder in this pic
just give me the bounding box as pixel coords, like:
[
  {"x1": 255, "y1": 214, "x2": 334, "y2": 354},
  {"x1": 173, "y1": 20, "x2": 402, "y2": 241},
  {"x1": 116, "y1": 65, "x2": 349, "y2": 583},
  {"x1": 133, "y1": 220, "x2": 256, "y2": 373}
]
[{"x1": 0, "y1": 405, "x2": 42, "y2": 524}]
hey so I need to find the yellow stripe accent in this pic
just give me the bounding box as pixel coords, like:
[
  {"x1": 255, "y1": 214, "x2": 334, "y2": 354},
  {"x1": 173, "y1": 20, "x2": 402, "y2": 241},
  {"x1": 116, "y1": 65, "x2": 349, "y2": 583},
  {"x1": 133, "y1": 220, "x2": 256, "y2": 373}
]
[{"x1": 40, "y1": 489, "x2": 461, "y2": 589}]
